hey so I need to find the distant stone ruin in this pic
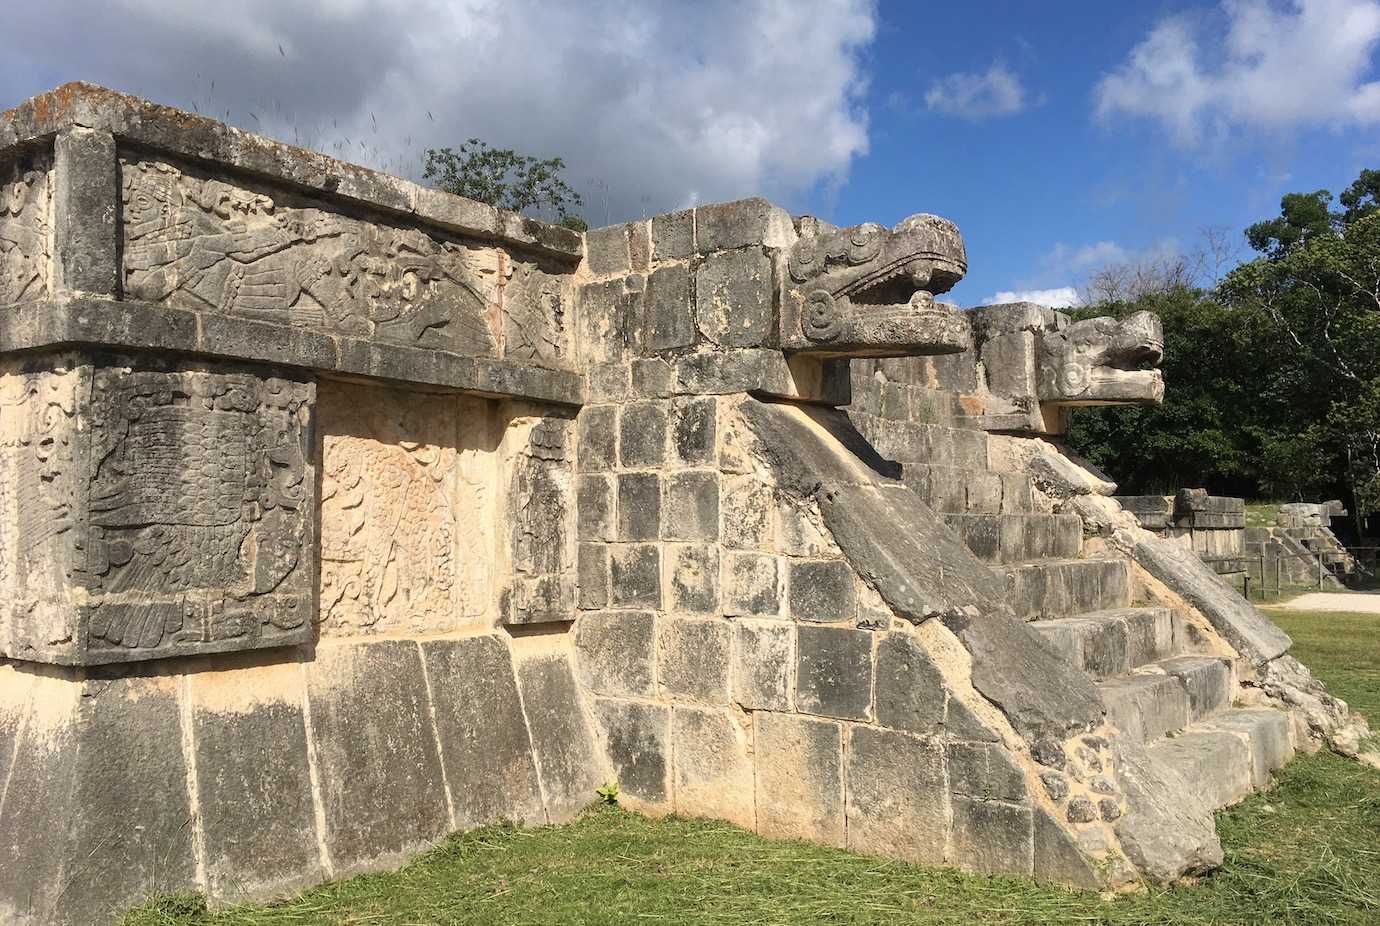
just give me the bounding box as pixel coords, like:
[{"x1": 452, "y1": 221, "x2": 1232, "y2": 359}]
[{"x1": 0, "y1": 85, "x2": 1370, "y2": 925}]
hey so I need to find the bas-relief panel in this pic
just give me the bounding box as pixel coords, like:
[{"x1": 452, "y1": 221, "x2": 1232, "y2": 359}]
[
  {"x1": 81, "y1": 361, "x2": 315, "y2": 658},
  {"x1": 504, "y1": 414, "x2": 576, "y2": 622},
  {"x1": 317, "y1": 382, "x2": 495, "y2": 636},
  {"x1": 120, "y1": 155, "x2": 572, "y2": 366},
  {"x1": 0, "y1": 153, "x2": 50, "y2": 305}
]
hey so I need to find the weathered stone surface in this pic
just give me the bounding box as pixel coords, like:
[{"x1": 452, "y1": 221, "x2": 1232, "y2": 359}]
[
  {"x1": 189, "y1": 657, "x2": 325, "y2": 900},
  {"x1": 651, "y1": 207, "x2": 694, "y2": 259},
  {"x1": 610, "y1": 544, "x2": 661, "y2": 607},
  {"x1": 670, "y1": 396, "x2": 717, "y2": 465},
  {"x1": 1146, "y1": 729, "x2": 1253, "y2": 809},
  {"x1": 617, "y1": 472, "x2": 662, "y2": 540},
  {"x1": 0, "y1": 147, "x2": 50, "y2": 306},
  {"x1": 671, "y1": 706, "x2": 755, "y2": 828},
  {"x1": 796, "y1": 625, "x2": 873, "y2": 721},
  {"x1": 574, "y1": 610, "x2": 656, "y2": 698},
  {"x1": 755, "y1": 712, "x2": 844, "y2": 844},
  {"x1": 577, "y1": 279, "x2": 631, "y2": 364},
  {"x1": 659, "y1": 617, "x2": 731, "y2": 704},
  {"x1": 1099, "y1": 673, "x2": 1191, "y2": 742},
  {"x1": 662, "y1": 469, "x2": 720, "y2": 541},
  {"x1": 1134, "y1": 537, "x2": 1291, "y2": 665},
  {"x1": 951, "y1": 797, "x2": 1034, "y2": 876},
  {"x1": 422, "y1": 635, "x2": 547, "y2": 828},
  {"x1": 1032, "y1": 808, "x2": 1101, "y2": 888},
  {"x1": 723, "y1": 550, "x2": 781, "y2": 616},
  {"x1": 516, "y1": 653, "x2": 607, "y2": 822},
  {"x1": 1199, "y1": 707, "x2": 1294, "y2": 789},
  {"x1": 873, "y1": 632, "x2": 947, "y2": 735},
  {"x1": 578, "y1": 474, "x2": 615, "y2": 541},
  {"x1": 949, "y1": 742, "x2": 1027, "y2": 803},
  {"x1": 788, "y1": 559, "x2": 857, "y2": 623},
  {"x1": 696, "y1": 197, "x2": 791, "y2": 253},
  {"x1": 696, "y1": 248, "x2": 773, "y2": 347},
  {"x1": 844, "y1": 725, "x2": 947, "y2": 864},
  {"x1": 732, "y1": 620, "x2": 794, "y2": 710},
  {"x1": 53, "y1": 128, "x2": 118, "y2": 295},
  {"x1": 619, "y1": 401, "x2": 668, "y2": 467},
  {"x1": 1113, "y1": 739, "x2": 1223, "y2": 883},
  {"x1": 640, "y1": 264, "x2": 695, "y2": 351},
  {"x1": 586, "y1": 223, "x2": 631, "y2": 276},
  {"x1": 305, "y1": 640, "x2": 450, "y2": 873},
  {"x1": 578, "y1": 405, "x2": 617, "y2": 471},
  {"x1": 578, "y1": 542, "x2": 610, "y2": 609},
  {"x1": 502, "y1": 415, "x2": 577, "y2": 625},
  {"x1": 593, "y1": 698, "x2": 671, "y2": 807},
  {"x1": 720, "y1": 476, "x2": 773, "y2": 549},
  {"x1": 667, "y1": 542, "x2": 720, "y2": 613}
]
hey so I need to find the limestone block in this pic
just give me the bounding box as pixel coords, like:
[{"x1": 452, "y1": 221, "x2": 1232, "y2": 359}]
[
  {"x1": 577, "y1": 474, "x2": 614, "y2": 541},
  {"x1": 319, "y1": 381, "x2": 492, "y2": 637},
  {"x1": 577, "y1": 405, "x2": 617, "y2": 471},
  {"x1": 516, "y1": 652, "x2": 608, "y2": 822},
  {"x1": 669, "y1": 396, "x2": 716, "y2": 465},
  {"x1": 53, "y1": 127, "x2": 118, "y2": 295},
  {"x1": 658, "y1": 617, "x2": 732, "y2": 704},
  {"x1": 667, "y1": 542, "x2": 720, "y2": 613},
  {"x1": 651, "y1": 207, "x2": 694, "y2": 260},
  {"x1": 695, "y1": 197, "x2": 794, "y2": 253},
  {"x1": 631, "y1": 357, "x2": 674, "y2": 396},
  {"x1": 304, "y1": 640, "x2": 451, "y2": 874},
  {"x1": 949, "y1": 742, "x2": 1028, "y2": 803},
  {"x1": 723, "y1": 551, "x2": 782, "y2": 616},
  {"x1": 576, "y1": 279, "x2": 632, "y2": 364},
  {"x1": 593, "y1": 698, "x2": 671, "y2": 807},
  {"x1": 610, "y1": 543, "x2": 661, "y2": 607},
  {"x1": 787, "y1": 559, "x2": 857, "y2": 623},
  {"x1": 671, "y1": 705, "x2": 755, "y2": 828},
  {"x1": 0, "y1": 145, "x2": 51, "y2": 305},
  {"x1": 874, "y1": 632, "x2": 947, "y2": 734},
  {"x1": 502, "y1": 415, "x2": 577, "y2": 625},
  {"x1": 844, "y1": 725, "x2": 947, "y2": 864},
  {"x1": 720, "y1": 476, "x2": 773, "y2": 549},
  {"x1": 732, "y1": 619, "x2": 794, "y2": 710},
  {"x1": 574, "y1": 610, "x2": 656, "y2": 698},
  {"x1": 586, "y1": 223, "x2": 632, "y2": 276},
  {"x1": 696, "y1": 248, "x2": 773, "y2": 347},
  {"x1": 1032, "y1": 808, "x2": 1102, "y2": 888},
  {"x1": 639, "y1": 264, "x2": 694, "y2": 352},
  {"x1": 619, "y1": 401, "x2": 668, "y2": 467},
  {"x1": 189, "y1": 657, "x2": 325, "y2": 900},
  {"x1": 422, "y1": 635, "x2": 546, "y2": 828},
  {"x1": 617, "y1": 472, "x2": 662, "y2": 540},
  {"x1": 951, "y1": 797, "x2": 1034, "y2": 875},
  {"x1": 661, "y1": 469, "x2": 720, "y2": 541},
  {"x1": 796, "y1": 625, "x2": 873, "y2": 721},
  {"x1": 754, "y1": 712, "x2": 845, "y2": 845},
  {"x1": 577, "y1": 542, "x2": 610, "y2": 609},
  {"x1": 0, "y1": 352, "x2": 315, "y2": 665}
]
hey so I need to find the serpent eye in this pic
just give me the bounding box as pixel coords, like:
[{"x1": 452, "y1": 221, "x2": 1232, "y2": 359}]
[{"x1": 848, "y1": 226, "x2": 882, "y2": 264}]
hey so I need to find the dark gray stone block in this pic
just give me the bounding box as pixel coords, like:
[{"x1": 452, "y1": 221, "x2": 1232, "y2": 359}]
[
  {"x1": 662, "y1": 470, "x2": 720, "y2": 541},
  {"x1": 874, "y1": 632, "x2": 946, "y2": 734},
  {"x1": 732, "y1": 620, "x2": 794, "y2": 710},
  {"x1": 617, "y1": 472, "x2": 662, "y2": 540},
  {"x1": 796, "y1": 625, "x2": 873, "y2": 721},
  {"x1": 723, "y1": 551, "x2": 781, "y2": 616},
  {"x1": 610, "y1": 544, "x2": 661, "y2": 607},
  {"x1": 640, "y1": 264, "x2": 695, "y2": 351},
  {"x1": 304, "y1": 640, "x2": 450, "y2": 874},
  {"x1": 1032, "y1": 808, "x2": 1101, "y2": 888},
  {"x1": 53, "y1": 128, "x2": 118, "y2": 295},
  {"x1": 577, "y1": 406, "x2": 617, "y2": 472},
  {"x1": 593, "y1": 698, "x2": 670, "y2": 805},
  {"x1": 1113, "y1": 739, "x2": 1223, "y2": 883},
  {"x1": 578, "y1": 543, "x2": 610, "y2": 609},
  {"x1": 951, "y1": 797, "x2": 1034, "y2": 876},
  {"x1": 577, "y1": 474, "x2": 614, "y2": 541},
  {"x1": 670, "y1": 396, "x2": 717, "y2": 465},
  {"x1": 1099, "y1": 673, "x2": 1191, "y2": 742},
  {"x1": 1160, "y1": 655, "x2": 1233, "y2": 721},
  {"x1": 696, "y1": 197, "x2": 777, "y2": 252},
  {"x1": 619, "y1": 401, "x2": 668, "y2": 467},
  {"x1": 422, "y1": 636, "x2": 546, "y2": 828},
  {"x1": 788, "y1": 559, "x2": 857, "y2": 623},
  {"x1": 844, "y1": 725, "x2": 947, "y2": 864},
  {"x1": 949, "y1": 742, "x2": 1028, "y2": 803},
  {"x1": 516, "y1": 654, "x2": 607, "y2": 821},
  {"x1": 587, "y1": 224, "x2": 632, "y2": 276},
  {"x1": 577, "y1": 279, "x2": 631, "y2": 364},
  {"x1": 573, "y1": 610, "x2": 656, "y2": 698},
  {"x1": 696, "y1": 248, "x2": 773, "y2": 347},
  {"x1": 667, "y1": 542, "x2": 720, "y2": 613},
  {"x1": 659, "y1": 618, "x2": 731, "y2": 704},
  {"x1": 651, "y1": 208, "x2": 694, "y2": 259},
  {"x1": 631, "y1": 357, "x2": 674, "y2": 396}
]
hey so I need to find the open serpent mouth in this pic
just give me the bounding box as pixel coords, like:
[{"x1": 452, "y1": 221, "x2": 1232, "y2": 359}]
[{"x1": 838, "y1": 254, "x2": 967, "y2": 311}]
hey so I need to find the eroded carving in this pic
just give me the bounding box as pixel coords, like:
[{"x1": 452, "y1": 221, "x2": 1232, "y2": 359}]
[
  {"x1": 504, "y1": 262, "x2": 570, "y2": 365},
  {"x1": 0, "y1": 153, "x2": 50, "y2": 305},
  {"x1": 318, "y1": 382, "x2": 493, "y2": 635},
  {"x1": 121, "y1": 157, "x2": 499, "y2": 354},
  {"x1": 783, "y1": 213, "x2": 970, "y2": 357},
  {"x1": 504, "y1": 415, "x2": 575, "y2": 623},
  {"x1": 81, "y1": 361, "x2": 315, "y2": 657},
  {"x1": 1038, "y1": 310, "x2": 1164, "y2": 405}
]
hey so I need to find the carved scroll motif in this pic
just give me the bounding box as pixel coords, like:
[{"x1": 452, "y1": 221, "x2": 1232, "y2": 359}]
[
  {"x1": 0, "y1": 155, "x2": 51, "y2": 305},
  {"x1": 121, "y1": 157, "x2": 500, "y2": 355},
  {"x1": 81, "y1": 363, "x2": 315, "y2": 656},
  {"x1": 318, "y1": 382, "x2": 492, "y2": 636}
]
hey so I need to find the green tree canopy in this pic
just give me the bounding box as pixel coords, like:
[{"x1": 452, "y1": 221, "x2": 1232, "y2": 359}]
[{"x1": 423, "y1": 139, "x2": 587, "y2": 230}]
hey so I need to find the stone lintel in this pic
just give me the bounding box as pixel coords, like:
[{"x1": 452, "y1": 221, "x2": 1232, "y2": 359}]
[
  {"x1": 0, "y1": 297, "x2": 585, "y2": 407},
  {"x1": 2, "y1": 82, "x2": 582, "y2": 262}
]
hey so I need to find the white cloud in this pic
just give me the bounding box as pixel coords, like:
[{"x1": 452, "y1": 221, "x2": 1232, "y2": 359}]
[
  {"x1": 1096, "y1": 0, "x2": 1380, "y2": 144},
  {"x1": 1046, "y1": 240, "x2": 1130, "y2": 271},
  {"x1": 925, "y1": 64, "x2": 1029, "y2": 120},
  {"x1": 984, "y1": 287, "x2": 1081, "y2": 308},
  {"x1": 0, "y1": 0, "x2": 876, "y2": 225}
]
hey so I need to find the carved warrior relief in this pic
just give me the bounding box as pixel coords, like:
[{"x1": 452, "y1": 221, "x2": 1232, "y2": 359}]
[
  {"x1": 121, "y1": 157, "x2": 505, "y2": 355},
  {"x1": 0, "y1": 153, "x2": 51, "y2": 305},
  {"x1": 318, "y1": 382, "x2": 494, "y2": 636},
  {"x1": 81, "y1": 361, "x2": 315, "y2": 658},
  {"x1": 504, "y1": 415, "x2": 575, "y2": 623}
]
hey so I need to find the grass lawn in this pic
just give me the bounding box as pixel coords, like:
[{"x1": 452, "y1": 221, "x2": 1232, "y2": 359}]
[{"x1": 123, "y1": 610, "x2": 1380, "y2": 926}]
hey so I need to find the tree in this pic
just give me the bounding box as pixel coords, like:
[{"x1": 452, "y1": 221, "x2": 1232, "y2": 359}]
[{"x1": 423, "y1": 139, "x2": 587, "y2": 230}]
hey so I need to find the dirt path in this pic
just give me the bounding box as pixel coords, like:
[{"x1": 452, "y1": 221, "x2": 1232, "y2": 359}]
[{"x1": 1268, "y1": 592, "x2": 1380, "y2": 613}]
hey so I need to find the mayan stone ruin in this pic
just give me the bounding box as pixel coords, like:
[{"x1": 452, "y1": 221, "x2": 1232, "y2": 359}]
[{"x1": 0, "y1": 84, "x2": 1371, "y2": 924}]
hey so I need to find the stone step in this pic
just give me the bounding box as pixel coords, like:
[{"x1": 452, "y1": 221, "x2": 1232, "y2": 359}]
[
  {"x1": 902, "y1": 463, "x2": 1038, "y2": 515},
  {"x1": 1145, "y1": 708, "x2": 1294, "y2": 809},
  {"x1": 998, "y1": 558, "x2": 1133, "y2": 619},
  {"x1": 1029, "y1": 608, "x2": 1175, "y2": 678},
  {"x1": 944, "y1": 513, "x2": 1082, "y2": 564},
  {"x1": 1098, "y1": 655, "x2": 1234, "y2": 742}
]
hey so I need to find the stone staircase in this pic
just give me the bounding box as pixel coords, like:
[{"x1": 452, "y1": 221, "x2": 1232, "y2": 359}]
[{"x1": 964, "y1": 513, "x2": 1297, "y2": 816}]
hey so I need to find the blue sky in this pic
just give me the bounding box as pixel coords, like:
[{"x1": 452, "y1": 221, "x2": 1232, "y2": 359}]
[{"x1": 4, "y1": 0, "x2": 1379, "y2": 307}]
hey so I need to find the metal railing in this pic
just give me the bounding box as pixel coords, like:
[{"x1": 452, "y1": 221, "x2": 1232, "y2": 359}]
[{"x1": 1198, "y1": 548, "x2": 1366, "y2": 600}]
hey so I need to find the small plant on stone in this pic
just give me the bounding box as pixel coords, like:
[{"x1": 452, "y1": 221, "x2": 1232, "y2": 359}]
[{"x1": 596, "y1": 780, "x2": 621, "y2": 806}]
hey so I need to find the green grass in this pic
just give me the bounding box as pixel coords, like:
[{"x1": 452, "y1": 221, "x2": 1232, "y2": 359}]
[
  {"x1": 122, "y1": 611, "x2": 1380, "y2": 926},
  {"x1": 1246, "y1": 502, "x2": 1284, "y2": 528}
]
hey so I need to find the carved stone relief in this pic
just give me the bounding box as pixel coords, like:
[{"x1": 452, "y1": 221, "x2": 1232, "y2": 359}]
[
  {"x1": 121, "y1": 156, "x2": 502, "y2": 356},
  {"x1": 317, "y1": 381, "x2": 495, "y2": 636},
  {"x1": 0, "y1": 152, "x2": 51, "y2": 305},
  {"x1": 504, "y1": 262, "x2": 570, "y2": 366},
  {"x1": 503, "y1": 413, "x2": 576, "y2": 623}
]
